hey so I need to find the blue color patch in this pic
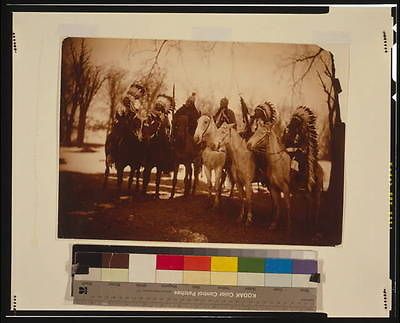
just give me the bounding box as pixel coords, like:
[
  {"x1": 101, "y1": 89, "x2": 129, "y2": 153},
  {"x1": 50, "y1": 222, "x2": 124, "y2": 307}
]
[{"x1": 264, "y1": 258, "x2": 293, "y2": 273}]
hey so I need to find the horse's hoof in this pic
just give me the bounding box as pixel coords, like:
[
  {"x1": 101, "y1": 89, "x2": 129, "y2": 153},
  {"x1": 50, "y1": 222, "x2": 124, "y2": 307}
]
[
  {"x1": 245, "y1": 217, "x2": 253, "y2": 226},
  {"x1": 169, "y1": 195, "x2": 174, "y2": 200}
]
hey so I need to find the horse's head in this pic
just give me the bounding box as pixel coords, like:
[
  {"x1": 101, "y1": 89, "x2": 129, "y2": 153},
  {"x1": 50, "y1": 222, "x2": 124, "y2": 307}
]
[
  {"x1": 247, "y1": 122, "x2": 273, "y2": 151},
  {"x1": 193, "y1": 115, "x2": 212, "y2": 144}
]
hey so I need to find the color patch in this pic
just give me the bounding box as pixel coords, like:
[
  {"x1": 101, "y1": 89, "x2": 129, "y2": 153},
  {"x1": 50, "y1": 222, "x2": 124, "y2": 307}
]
[
  {"x1": 156, "y1": 254, "x2": 184, "y2": 270},
  {"x1": 211, "y1": 256, "x2": 238, "y2": 272},
  {"x1": 74, "y1": 252, "x2": 103, "y2": 274},
  {"x1": 237, "y1": 273, "x2": 264, "y2": 286},
  {"x1": 238, "y1": 257, "x2": 264, "y2": 273},
  {"x1": 156, "y1": 270, "x2": 183, "y2": 284},
  {"x1": 265, "y1": 258, "x2": 293, "y2": 273},
  {"x1": 101, "y1": 268, "x2": 129, "y2": 282},
  {"x1": 74, "y1": 268, "x2": 102, "y2": 281},
  {"x1": 183, "y1": 256, "x2": 211, "y2": 271},
  {"x1": 265, "y1": 273, "x2": 292, "y2": 287},
  {"x1": 292, "y1": 259, "x2": 318, "y2": 274},
  {"x1": 102, "y1": 253, "x2": 129, "y2": 268},
  {"x1": 128, "y1": 254, "x2": 156, "y2": 283},
  {"x1": 183, "y1": 271, "x2": 211, "y2": 285},
  {"x1": 210, "y1": 272, "x2": 237, "y2": 285},
  {"x1": 292, "y1": 274, "x2": 318, "y2": 288}
]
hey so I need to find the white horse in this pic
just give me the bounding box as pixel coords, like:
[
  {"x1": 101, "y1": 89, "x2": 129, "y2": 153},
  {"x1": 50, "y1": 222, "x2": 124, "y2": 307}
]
[
  {"x1": 215, "y1": 123, "x2": 255, "y2": 225},
  {"x1": 193, "y1": 115, "x2": 226, "y2": 208}
]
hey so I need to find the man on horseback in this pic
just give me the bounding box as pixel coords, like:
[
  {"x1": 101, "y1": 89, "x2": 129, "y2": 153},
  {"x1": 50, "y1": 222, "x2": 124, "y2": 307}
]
[
  {"x1": 105, "y1": 82, "x2": 146, "y2": 166},
  {"x1": 214, "y1": 97, "x2": 237, "y2": 129},
  {"x1": 283, "y1": 117, "x2": 309, "y2": 190},
  {"x1": 174, "y1": 92, "x2": 200, "y2": 136}
]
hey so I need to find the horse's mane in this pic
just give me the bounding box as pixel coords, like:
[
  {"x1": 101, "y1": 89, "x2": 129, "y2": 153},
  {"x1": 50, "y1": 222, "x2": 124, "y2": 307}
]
[{"x1": 292, "y1": 106, "x2": 319, "y2": 191}]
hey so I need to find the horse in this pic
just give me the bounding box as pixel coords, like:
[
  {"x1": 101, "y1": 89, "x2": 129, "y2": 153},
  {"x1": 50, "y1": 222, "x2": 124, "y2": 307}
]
[
  {"x1": 247, "y1": 121, "x2": 292, "y2": 232},
  {"x1": 193, "y1": 115, "x2": 227, "y2": 208},
  {"x1": 215, "y1": 122, "x2": 255, "y2": 225},
  {"x1": 138, "y1": 95, "x2": 175, "y2": 198},
  {"x1": 282, "y1": 106, "x2": 324, "y2": 236},
  {"x1": 103, "y1": 113, "x2": 143, "y2": 194},
  {"x1": 247, "y1": 101, "x2": 283, "y2": 190},
  {"x1": 170, "y1": 108, "x2": 201, "y2": 198}
]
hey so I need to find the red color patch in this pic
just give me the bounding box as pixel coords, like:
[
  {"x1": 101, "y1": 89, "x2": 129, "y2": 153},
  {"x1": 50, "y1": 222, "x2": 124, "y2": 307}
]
[
  {"x1": 184, "y1": 256, "x2": 211, "y2": 271},
  {"x1": 156, "y1": 254, "x2": 184, "y2": 270}
]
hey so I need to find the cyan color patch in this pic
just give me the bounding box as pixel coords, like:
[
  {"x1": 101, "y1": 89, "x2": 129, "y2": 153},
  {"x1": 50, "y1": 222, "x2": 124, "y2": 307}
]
[{"x1": 264, "y1": 258, "x2": 293, "y2": 273}]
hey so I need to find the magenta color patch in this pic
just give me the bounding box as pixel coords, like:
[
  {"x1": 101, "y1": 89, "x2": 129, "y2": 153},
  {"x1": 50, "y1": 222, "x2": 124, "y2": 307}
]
[
  {"x1": 156, "y1": 254, "x2": 184, "y2": 270},
  {"x1": 292, "y1": 259, "x2": 318, "y2": 274}
]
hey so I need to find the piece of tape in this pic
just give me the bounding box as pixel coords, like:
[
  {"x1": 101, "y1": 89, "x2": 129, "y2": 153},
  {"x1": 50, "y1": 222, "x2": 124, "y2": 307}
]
[{"x1": 309, "y1": 273, "x2": 321, "y2": 283}]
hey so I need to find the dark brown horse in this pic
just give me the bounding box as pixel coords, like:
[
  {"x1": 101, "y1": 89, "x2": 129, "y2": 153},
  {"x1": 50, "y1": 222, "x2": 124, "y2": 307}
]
[
  {"x1": 170, "y1": 106, "x2": 201, "y2": 198},
  {"x1": 139, "y1": 113, "x2": 173, "y2": 198},
  {"x1": 103, "y1": 113, "x2": 143, "y2": 194}
]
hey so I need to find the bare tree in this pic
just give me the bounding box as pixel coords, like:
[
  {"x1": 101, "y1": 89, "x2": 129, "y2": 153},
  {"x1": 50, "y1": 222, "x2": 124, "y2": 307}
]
[
  {"x1": 285, "y1": 46, "x2": 344, "y2": 195},
  {"x1": 76, "y1": 64, "x2": 105, "y2": 146},
  {"x1": 105, "y1": 67, "x2": 127, "y2": 135},
  {"x1": 60, "y1": 41, "x2": 74, "y2": 145},
  {"x1": 61, "y1": 38, "x2": 91, "y2": 146}
]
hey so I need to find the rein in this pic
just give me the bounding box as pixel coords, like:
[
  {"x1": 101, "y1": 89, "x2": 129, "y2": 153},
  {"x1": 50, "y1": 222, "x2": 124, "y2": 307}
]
[
  {"x1": 252, "y1": 129, "x2": 288, "y2": 155},
  {"x1": 199, "y1": 115, "x2": 212, "y2": 141}
]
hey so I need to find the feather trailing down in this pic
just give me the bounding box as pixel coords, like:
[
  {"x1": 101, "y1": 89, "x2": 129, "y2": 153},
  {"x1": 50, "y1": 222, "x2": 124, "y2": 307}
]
[{"x1": 291, "y1": 106, "x2": 319, "y2": 192}]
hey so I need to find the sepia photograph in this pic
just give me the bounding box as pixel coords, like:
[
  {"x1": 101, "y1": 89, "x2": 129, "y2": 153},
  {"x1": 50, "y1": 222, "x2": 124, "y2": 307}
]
[{"x1": 58, "y1": 37, "x2": 345, "y2": 246}]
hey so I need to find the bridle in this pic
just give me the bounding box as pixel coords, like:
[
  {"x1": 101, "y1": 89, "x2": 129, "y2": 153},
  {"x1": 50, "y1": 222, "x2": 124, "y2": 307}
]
[
  {"x1": 199, "y1": 115, "x2": 212, "y2": 142},
  {"x1": 251, "y1": 126, "x2": 287, "y2": 155}
]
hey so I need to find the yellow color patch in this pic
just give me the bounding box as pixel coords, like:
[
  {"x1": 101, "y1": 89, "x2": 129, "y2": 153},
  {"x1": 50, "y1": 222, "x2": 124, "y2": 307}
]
[{"x1": 211, "y1": 256, "x2": 238, "y2": 272}]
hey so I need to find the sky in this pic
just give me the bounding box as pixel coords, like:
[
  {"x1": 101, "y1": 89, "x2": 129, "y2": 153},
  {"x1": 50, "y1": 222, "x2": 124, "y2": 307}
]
[{"x1": 64, "y1": 37, "x2": 344, "y2": 136}]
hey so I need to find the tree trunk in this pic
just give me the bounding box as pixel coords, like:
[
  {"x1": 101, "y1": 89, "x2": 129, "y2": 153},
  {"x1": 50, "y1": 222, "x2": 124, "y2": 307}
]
[
  {"x1": 107, "y1": 100, "x2": 116, "y2": 136},
  {"x1": 65, "y1": 100, "x2": 78, "y2": 146},
  {"x1": 60, "y1": 101, "x2": 68, "y2": 145},
  {"x1": 76, "y1": 105, "x2": 88, "y2": 147}
]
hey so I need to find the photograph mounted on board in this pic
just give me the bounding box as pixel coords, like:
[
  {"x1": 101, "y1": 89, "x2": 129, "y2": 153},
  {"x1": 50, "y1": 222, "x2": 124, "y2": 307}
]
[{"x1": 58, "y1": 37, "x2": 346, "y2": 246}]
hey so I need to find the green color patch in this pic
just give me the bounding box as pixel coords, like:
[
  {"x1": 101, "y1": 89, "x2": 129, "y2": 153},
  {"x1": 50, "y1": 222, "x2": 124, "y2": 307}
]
[{"x1": 238, "y1": 257, "x2": 265, "y2": 273}]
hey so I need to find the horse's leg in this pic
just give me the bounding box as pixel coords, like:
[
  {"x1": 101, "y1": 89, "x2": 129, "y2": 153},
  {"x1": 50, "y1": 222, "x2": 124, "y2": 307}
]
[
  {"x1": 184, "y1": 163, "x2": 193, "y2": 196},
  {"x1": 142, "y1": 166, "x2": 151, "y2": 195},
  {"x1": 155, "y1": 167, "x2": 161, "y2": 199},
  {"x1": 219, "y1": 169, "x2": 227, "y2": 194},
  {"x1": 236, "y1": 184, "x2": 245, "y2": 223},
  {"x1": 244, "y1": 180, "x2": 253, "y2": 225},
  {"x1": 226, "y1": 168, "x2": 235, "y2": 198},
  {"x1": 116, "y1": 165, "x2": 124, "y2": 196},
  {"x1": 204, "y1": 167, "x2": 212, "y2": 198},
  {"x1": 170, "y1": 163, "x2": 179, "y2": 199},
  {"x1": 103, "y1": 165, "x2": 110, "y2": 190},
  {"x1": 269, "y1": 187, "x2": 281, "y2": 230},
  {"x1": 135, "y1": 167, "x2": 141, "y2": 192},
  {"x1": 192, "y1": 162, "x2": 201, "y2": 195},
  {"x1": 128, "y1": 165, "x2": 134, "y2": 191},
  {"x1": 283, "y1": 187, "x2": 291, "y2": 235},
  {"x1": 213, "y1": 167, "x2": 223, "y2": 209}
]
